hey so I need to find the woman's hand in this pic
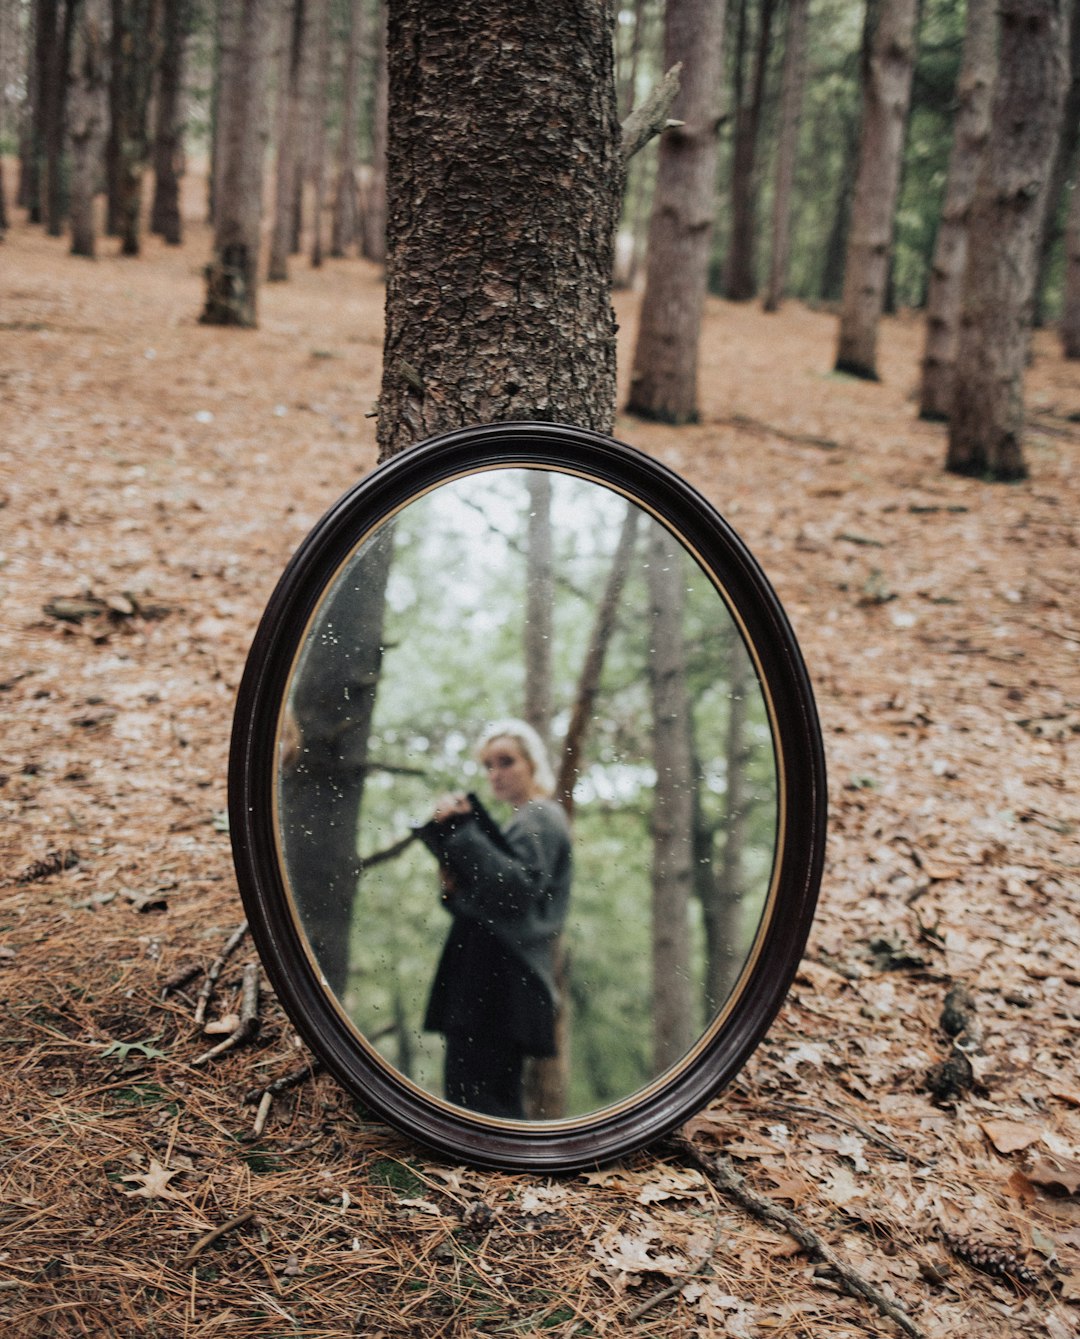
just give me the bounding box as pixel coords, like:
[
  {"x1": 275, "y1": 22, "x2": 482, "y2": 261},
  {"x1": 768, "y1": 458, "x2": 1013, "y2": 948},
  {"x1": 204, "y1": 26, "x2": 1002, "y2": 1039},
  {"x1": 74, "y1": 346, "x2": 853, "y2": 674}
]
[{"x1": 432, "y1": 792, "x2": 472, "y2": 823}]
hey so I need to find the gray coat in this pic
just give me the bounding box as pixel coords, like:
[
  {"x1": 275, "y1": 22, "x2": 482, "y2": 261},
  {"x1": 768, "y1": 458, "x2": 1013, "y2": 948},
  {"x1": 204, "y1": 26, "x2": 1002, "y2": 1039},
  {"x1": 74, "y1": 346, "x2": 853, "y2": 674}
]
[{"x1": 419, "y1": 797, "x2": 572, "y2": 1053}]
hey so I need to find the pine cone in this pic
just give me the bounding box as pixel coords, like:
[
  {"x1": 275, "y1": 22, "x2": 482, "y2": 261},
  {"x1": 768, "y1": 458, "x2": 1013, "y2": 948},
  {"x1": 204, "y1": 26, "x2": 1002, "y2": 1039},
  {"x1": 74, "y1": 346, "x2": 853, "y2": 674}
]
[{"x1": 940, "y1": 1227, "x2": 1039, "y2": 1288}]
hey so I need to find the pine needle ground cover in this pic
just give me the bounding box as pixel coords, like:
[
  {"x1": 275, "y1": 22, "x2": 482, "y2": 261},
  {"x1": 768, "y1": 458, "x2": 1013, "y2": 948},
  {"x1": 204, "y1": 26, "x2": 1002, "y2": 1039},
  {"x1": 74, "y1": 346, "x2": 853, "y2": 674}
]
[{"x1": 1, "y1": 213, "x2": 1078, "y2": 1338}]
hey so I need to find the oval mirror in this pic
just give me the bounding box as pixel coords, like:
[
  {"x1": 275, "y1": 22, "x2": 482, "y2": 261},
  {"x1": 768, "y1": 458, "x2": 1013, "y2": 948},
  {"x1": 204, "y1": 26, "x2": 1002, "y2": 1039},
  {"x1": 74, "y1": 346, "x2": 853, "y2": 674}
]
[{"x1": 230, "y1": 422, "x2": 826, "y2": 1170}]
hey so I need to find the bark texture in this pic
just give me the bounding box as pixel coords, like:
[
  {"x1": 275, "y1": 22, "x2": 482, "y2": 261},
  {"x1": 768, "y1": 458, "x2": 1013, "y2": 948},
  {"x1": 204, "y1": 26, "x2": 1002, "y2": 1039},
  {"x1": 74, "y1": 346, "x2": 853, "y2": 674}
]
[
  {"x1": 150, "y1": 0, "x2": 191, "y2": 245},
  {"x1": 307, "y1": 0, "x2": 331, "y2": 268},
  {"x1": 68, "y1": 0, "x2": 109, "y2": 258},
  {"x1": 948, "y1": 0, "x2": 1070, "y2": 479},
  {"x1": 834, "y1": 0, "x2": 918, "y2": 380},
  {"x1": 763, "y1": 0, "x2": 808, "y2": 313},
  {"x1": 376, "y1": 2, "x2": 621, "y2": 461},
  {"x1": 918, "y1": 0, "x2": 996, "y2": 421},
  {"x1": 647, "y1": 523, "x2": 696, "y2": 1073},
  {"x1": 200, "y1": 0, "x2": 273, "y2": 327},
  {"x1": 625, "y1": 0, "x2": 726, "y2": 424}
]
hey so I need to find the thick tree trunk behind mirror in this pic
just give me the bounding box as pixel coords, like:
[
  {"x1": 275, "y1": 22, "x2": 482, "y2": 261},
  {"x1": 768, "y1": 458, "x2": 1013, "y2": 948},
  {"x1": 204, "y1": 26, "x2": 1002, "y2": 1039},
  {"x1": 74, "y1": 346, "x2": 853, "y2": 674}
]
[{"x1": 375, "y1": 1, "x2": 621, "y2": 461}]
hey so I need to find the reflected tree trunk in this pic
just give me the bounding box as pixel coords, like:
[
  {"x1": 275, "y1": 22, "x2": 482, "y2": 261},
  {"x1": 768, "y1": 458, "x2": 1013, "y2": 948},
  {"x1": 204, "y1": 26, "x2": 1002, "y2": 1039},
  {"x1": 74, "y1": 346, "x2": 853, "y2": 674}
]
[
  {"x1": 947, "y1": 0, "x2": 1070, "y2": 480},
  {"x1": 647, "y1": 522, "x2": 695, "y2": 1072},
  {"x1": 918, "y1": 0, "x2": 996, "y2": 421},
  {"x1": 524, "y1": 471, "x2": 554, "y2": 756},
  {"x1": 281, "y1": 531, "x2": 394, "y2": 997},
  {"x1": 707, "y1": 635, "x2": 751, "y2": 1009},
  {"x1": 555, "y1": 503, "x2": 640, "y2": 817}
]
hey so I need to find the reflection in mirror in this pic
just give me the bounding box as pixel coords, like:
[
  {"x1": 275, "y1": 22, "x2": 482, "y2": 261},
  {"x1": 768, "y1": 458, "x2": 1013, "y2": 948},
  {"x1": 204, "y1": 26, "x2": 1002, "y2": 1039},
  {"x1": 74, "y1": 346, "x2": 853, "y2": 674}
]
[{"x1": 277, "y1": 469, "x2": 778, "y2": 1122}]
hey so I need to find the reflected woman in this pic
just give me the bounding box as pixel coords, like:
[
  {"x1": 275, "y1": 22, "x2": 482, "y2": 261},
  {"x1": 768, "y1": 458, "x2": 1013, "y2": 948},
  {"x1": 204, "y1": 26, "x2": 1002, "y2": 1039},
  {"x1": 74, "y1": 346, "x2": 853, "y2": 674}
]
[{"x1": 416, "y1": 721, "x2": 572, "y2": 1120}]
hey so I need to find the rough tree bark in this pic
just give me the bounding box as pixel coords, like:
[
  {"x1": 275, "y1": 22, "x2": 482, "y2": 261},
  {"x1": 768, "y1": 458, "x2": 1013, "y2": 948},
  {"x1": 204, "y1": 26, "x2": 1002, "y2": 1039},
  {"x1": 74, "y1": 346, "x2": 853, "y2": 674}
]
[
  {"x1": 200, "y1": 0, "x2": 273, "y2": 327},
  {"x1": 918, "y1": 0, "x2": 996, "y2": 421},
  {"x1": 948, "y1": 0, "x2": 1070, "y2": 479},
  {"x1": 150, "y1": 0, "x2": 192, "y2": 245},
  {"x1": 707, "y1": 635, "x2": 751, "y2": 1010},
  {"x1": 834, "y1": 0, "x2": 919, "y2": 380},
  {"x1": 330, "y1": 0, "x2": 366, "y2": 257},
  {"x1": 763, "y1": 0, "x2": 808, "y2": 313},
  {"x1": 376, "y1": 2, "x2": 622, "y2": 462},
  {"x1": 45, "y1": 0, "x2": 76, "y2": 237},
  {"x1": 647, "y1": 522, "x2": 696, "y2": 1073},
  {"x1": 625, "y1": 0, "x2": 727, "y2": 424},
  {"x1": 723, "y1": 0, "x2": 775, "y2": 303},
  {"x1": 268, "y1": 0, "x2": 308, "y2": 282},
  {"x1": 68, "y1": 0, "x2": 109, "y2": 258},
  {"x1": 360, "y1": 0, "x2": 387, "y2": 265}
]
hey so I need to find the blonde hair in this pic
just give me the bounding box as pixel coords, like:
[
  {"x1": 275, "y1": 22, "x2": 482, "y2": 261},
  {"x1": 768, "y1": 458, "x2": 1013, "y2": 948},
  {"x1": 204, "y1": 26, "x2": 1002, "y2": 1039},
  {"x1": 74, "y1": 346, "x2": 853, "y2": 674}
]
[{"x1": 476, "y1": 719, "x2": 556, "y2": 797}]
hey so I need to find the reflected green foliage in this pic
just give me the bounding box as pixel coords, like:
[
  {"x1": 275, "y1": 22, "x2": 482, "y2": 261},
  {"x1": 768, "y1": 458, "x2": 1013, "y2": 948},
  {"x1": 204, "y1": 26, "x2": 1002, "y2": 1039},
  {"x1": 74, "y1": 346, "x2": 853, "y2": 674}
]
[{"x1": 286, "y1": 469, "x2": 778, "y2": 1118}]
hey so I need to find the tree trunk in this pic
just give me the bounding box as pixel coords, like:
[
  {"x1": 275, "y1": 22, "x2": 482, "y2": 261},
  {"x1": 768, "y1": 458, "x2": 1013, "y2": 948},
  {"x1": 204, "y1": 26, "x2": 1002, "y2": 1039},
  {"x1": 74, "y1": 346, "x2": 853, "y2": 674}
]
[
  {"x1": 647, "y1": 522, "x2": 696, "y2": 1073},
  {"x1": 948, "y1": 0, "x2": 1070, "y2": 480},
  {"x1": 28, "y1": 0, "x2": 59, "y2": 226},
  {"x1": 763, "y1": 0, "x2": 808, "y2": 313},
  {"x1": 704, "y1": 635, "x2": 751, "y2": 1010},
  {"x1": 376, "y1": 2, "x2": 621, "y2": 462},
  {"x1": 524, "y1": 471, "x2": 554, "y2": 754},
  {"x1": 150, "y1": 0, "x2": 191, "y2": 245},
  {"x1": 112, "y1": 0, "x2": 161, "y2": 256},
  {"x1": 834, "y1": 0, "x2": 919, "y2": 380},
  {"x1": 918, "y1": 0, "x2": 996, "y2": 421},
  {"x1": 1061, "y1": 171, "x2": 1080, "y2": 355},
  {"x1": 625, "y1": 0, "x2": 726, "y2": 424},
  {"x1": 268, "y1": 0, "x2": 308, "y2": 282},
  {"x1": 1033, "y1": 0, "x2": 1080, "y2": 326},
  {"x1": 360, "y1": 0, "x2": 387, "y2": 265},
  {"x1": 45, "y1": 0, "x2": 76, "y2": 237},
  {"x1": 330, "y1": 0, "x2": 365, "y2": 258},
  {"x1": 307, "y1": 0, "x2": 330, "y2": 268},
  {"x1": 281, "y1": 531, "x2": 394, "y2": 998},
  {"x1": 68, "y1": 0, "x2": 109, "y2": 258},
  {"x1": 818, "y1": 108, "x2": 859, "y2": 304},
  {"x1": 723, "y1": 0, "x2": 775, "y2": 302},
  {"x1": 200, "y1": 0, "x2": 274, "y2": 327},
  {"x1": 206, "y1": 0, "x2": 234, "y2": 227}
]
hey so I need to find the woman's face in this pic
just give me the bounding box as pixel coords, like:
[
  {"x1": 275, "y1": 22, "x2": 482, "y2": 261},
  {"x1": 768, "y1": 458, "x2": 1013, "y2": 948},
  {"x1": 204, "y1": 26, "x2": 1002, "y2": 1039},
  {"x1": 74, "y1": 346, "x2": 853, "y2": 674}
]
[{"x1": 481, "y1": 736, "x2": 536, "y2": 808}]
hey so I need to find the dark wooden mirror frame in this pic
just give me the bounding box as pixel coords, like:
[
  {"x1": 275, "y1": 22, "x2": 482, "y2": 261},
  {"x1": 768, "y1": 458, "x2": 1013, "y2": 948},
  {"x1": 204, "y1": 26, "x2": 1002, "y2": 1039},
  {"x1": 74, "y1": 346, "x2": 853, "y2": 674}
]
[{"x1": 229, "y1": 421, "x2": 827, "y2": 1171}]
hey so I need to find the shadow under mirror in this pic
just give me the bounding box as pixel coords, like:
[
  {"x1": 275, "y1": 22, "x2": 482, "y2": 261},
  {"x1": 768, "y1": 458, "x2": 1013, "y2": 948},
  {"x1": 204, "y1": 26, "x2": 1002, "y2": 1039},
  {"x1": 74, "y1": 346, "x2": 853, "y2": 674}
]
[{"x1": 277, "y1": 468, "x2": 778, "y2": 1124}]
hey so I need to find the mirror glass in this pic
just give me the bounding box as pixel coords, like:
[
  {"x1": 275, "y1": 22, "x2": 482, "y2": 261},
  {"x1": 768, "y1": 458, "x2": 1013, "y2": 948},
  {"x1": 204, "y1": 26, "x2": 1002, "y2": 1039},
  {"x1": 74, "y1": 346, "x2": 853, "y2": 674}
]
[{"x1": 276, "y1": 468, "x2": 778, "y2": 1123}]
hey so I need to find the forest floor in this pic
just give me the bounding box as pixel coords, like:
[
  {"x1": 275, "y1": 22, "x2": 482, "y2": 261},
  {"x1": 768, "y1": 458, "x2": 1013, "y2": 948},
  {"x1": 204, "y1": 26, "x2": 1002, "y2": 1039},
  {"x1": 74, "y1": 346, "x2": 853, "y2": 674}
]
[{"x1": 2, "y1": 196, "x2": 1079, "y2": 1339}]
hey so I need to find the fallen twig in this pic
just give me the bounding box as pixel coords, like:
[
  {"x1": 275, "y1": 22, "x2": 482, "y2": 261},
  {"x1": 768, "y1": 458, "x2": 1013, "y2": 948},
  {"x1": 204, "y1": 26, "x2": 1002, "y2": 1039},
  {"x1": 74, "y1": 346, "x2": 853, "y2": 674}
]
[
  {"x1": 761, "y1": 1100, "x2": 916, "y2": 1163},
  {"x1": 624, "y1": 1216, "x2": 726, "y2": 1323},
  {"x1": 192, "y1": 962, "x2": 259, "y2": 1066},
  {"x1": 180, "y1": 1209, "x2": 256, "y2": 1268},
  {"x1": 244, "y1": 1059, "x2": 323, "y2": 1136},
  {"x1": 193, "y1": 920, "x2": 249, "y2": 1026},
  {"x1": 673, "y1": 1136, "x2": 925, "y2": 1339}
]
